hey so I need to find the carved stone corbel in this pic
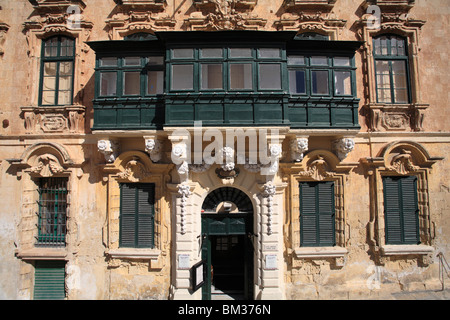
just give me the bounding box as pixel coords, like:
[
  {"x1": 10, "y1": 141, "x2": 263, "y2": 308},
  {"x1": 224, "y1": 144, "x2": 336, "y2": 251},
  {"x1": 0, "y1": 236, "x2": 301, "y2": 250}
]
[
  {"x1": 333, "y1": 138, "x2": 355, "y2": 161},
  {"x1": 177, "y1": 183, "x2": 191, "y2": 235},
  {"x1": 144, "y1": 137, "x2": 162, "y2": 163},
  {"x1": 98, "y1": 139, "x2": 120, "y2": 163},
  {"x1": 290, "y1": 137, "x2": 308, "y2": 162},
  {"x1": 261, "y1": 181, "x2": 276, "y2": 235}
]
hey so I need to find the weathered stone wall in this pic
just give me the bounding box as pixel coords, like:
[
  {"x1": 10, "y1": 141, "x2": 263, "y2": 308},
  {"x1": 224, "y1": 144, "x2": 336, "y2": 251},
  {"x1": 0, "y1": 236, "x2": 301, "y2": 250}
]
[{"x1": 0, "y1": 0, "x2": 448, "y2": 300}]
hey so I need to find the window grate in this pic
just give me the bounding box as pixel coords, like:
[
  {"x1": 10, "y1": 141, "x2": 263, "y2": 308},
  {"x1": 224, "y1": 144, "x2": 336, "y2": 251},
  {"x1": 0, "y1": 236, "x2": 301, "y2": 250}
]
[{"x1": 36, "y1": 178, "x2": 68, "y2": 247}]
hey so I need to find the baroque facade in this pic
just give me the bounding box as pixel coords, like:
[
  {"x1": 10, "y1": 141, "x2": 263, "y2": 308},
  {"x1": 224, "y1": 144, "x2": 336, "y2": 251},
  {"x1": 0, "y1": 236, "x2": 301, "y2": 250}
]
[{"x1": 0, "y1": 0, "x2": 449, "y2": 300}]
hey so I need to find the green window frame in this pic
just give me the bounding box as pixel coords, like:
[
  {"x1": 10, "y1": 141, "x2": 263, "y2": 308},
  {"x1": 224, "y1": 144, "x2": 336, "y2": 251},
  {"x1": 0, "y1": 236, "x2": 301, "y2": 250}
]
[
  {"x1": 168, "y1": 47, "x2": 285, "y2": 93},
  {"x1": 373, "y1": 34, "x2": 411, "y2": 104},
  {"x1": 36, "y1": 177, "x2": 68, "y2": 247},
  {"x1": 383, "y1": 176, "x2": 420, "y2": 245},
  {"x1": 34, "y1": 260, "x2": 66, "y2": 300},
  {"x1": 96, "y1": 55, "x2": 164, "y2": 98},
  {"x1": 119, "y1": 183, "x2": 155, "y2": 248},
  {"x1": 288, "y1": 55, "x2": 355, "y2": 97},
  {"x1": 39, "y1": 36, "x2": 75, "y2": 106},
  {"x1": 299, "y1": 181, "x2": 335, "y2": 247}
]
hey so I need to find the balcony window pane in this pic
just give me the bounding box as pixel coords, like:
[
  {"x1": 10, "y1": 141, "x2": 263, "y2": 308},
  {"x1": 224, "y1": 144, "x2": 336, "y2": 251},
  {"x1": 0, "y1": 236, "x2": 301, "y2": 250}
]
[
  {"x1": 289, "y1": 70, "x2": 306, "y2": 94},
  {"x1": 288, "y1": 55, "x2": 305, "y2": 65},
  {"x1": 259, "y1": 48, "x2": 281, "y2": 58},
  {"x1": 147, "y1": 71, "x2": 164, "y2": 94},
  {"x1": 42, "y1": 91, "x2": 55, "y2": 105},
  {"x1": 147, "y1": 56, "x2": 164, "y2": 65},
  {"x1": 124, "y1": 57, "x2": 141, "y2": 66},
  {"x1": 230, "y1": 64, "x2": 252, "y2": 89},
  {"x1": 100, "y1": 72, "x2": 117, "y2": 96},
  {"x1": 311, "y1": 56, "x2": 328, "y2": 66},
  {"x1": 44, "y1": 38, "x2": 58, "y2": 57},
  {"x1": 334, "y1": 57, "x2": 350, "y2": 67},
  {"x1": 259, "y1": 64, "x2": 281, "y2": 90},
  {"x1": 60, "y1": 38, "x2": 74, "y2": 57},
  {"x1": 172, "y1": 64, "x2": 193, "y2": 90},
  {"x1": 230, "y1": 48, "x2": 252, "y2": 58},
  {"x1": 311, "y1": 70, "x2": 329, "y2": 94},
  {"x1": 392, "y1": 61, "x2": 408, "y2": 103},
  {"x1": 201, "y1": 64, "x2": 223, "y2": 90},
  {"x1": 201, "y1": 48, "x2": 223, "y2": 58},
  {"x1": 376, "y1": 60, "x2": 391, "y2": 103},
  {"x1": 123, "y1": 72, "x2": 141, "y2": 95},
  {"x1": 334, "y1": 71, "x2": 351, "y2": 95},
  {"x1": 100, "y1": 57, "x2": 118, "y2": 67},
  {"x1": 173, "y1": 48, "x2": 194, "y2": 59}
]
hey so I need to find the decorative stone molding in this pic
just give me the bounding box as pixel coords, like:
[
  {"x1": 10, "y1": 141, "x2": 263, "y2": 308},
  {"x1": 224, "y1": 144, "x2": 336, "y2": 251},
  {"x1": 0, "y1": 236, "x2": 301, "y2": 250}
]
[
  {"x1": 144, "y1": 137, "x2": 162, "y2": 163},
  {"x1": 117, "y1": 156, "x2": 152, "y2": 182},
  {"x1": 189, "y1": 162, "x2": 212, "y2": 173},
  {"x1": 261, "y1": 182, "x2": 276, "y2": 235},
  {"x1": 20, "y1": 105, "x2": 85, "y2": 134},
  {"x1": 300, "y1": 155, "x2": 335, "y2": 181},
  {"x1": 274, "y1": 11, "x2": 346, "y2": 40},
  {"x1": 106, "y1": 1, "x2": 175, "y2": 40},
  {"x1": 185, "y1": 0, "x2": 266, "y2": 31},
  {"x1": 0, "y1": 20, "x2": 9, "y2": 56},
  {"x1": 29, "y1": 154, "x2": 66, "y2": 177},
  {"x1": 290, "y1": 137, "x2": 308, "y2": 162},
  {"x1": 177, "y1": 184, "x2": 192, "y2": 235},
  {"x1": 361, "y1": 141, "x2": 443, "y2": 265},
  {"x1": 98, "y1": 139, "x2": 120, "y2": 163},
  {"x1": 333, "y1": 138, "x2": 355, "y2": 161},
  {"x1": 282, "y1": 0, "x2": 337, "y2": 10},
  {"x1": 364, "y1": 0, "x2": 415, "y2": 11}
]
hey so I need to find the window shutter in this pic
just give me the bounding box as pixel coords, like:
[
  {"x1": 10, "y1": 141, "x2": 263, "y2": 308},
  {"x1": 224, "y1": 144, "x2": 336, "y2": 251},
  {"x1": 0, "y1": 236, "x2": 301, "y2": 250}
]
[
  {"x1": 34, "y1": 260, "x2": 66, "y2": 300},
  {"x1": 383, "y1": 176, "x2": 419, "y2": 245},
  {"x1": 120, "y1": 184, "x2": 137, "y2": 247},
  {"x1": 120, "y1": 183, "x2": 155, "y2": 248},
  {"x1": 401, "y1": 176, "x2": 420, "y2": 244},
  {"x1": 137, "y1": 184, "x2": 155, "y2": 248},
  {"x1": 318, "y1": 182, "x2": 335, "y2": 246},
  {"x1": 300, "y1": 182, "x2": 318, "y2": 246},
  {"x1": 300, "y1": 181, "x2": 335, "y2": 247}
]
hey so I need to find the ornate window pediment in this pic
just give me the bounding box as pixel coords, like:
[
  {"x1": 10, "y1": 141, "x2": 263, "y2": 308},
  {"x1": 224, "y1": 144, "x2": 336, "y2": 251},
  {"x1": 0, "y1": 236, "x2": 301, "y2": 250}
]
[
  {"x1": 28, "y1": 0, "x2": 86, "y2": 12},
  {"x1": 282, "y1": 0, "x2": 337, "y2": 10},
  {"x1": 186, "y1": 0, "x2": 266, "y2": 31}
]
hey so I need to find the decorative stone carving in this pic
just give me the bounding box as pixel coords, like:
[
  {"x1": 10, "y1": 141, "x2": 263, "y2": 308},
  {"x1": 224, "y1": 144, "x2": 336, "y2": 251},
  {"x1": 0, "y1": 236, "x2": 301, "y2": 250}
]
[
  {"x1": 300, "y1": 155, "x2": 335, "y2": 181},
  {"x1": 117, "y1": 157, "x2": 151, "y2": 182},
  {"x1": 21, "y1": 105, "x2": 85, "y2": 134},
  {"x1": 189, "y1": 162, "x2": 212, "y2": 173},
  {"x1": 333, "y1": 138, "x2": 355, "y2": 161},
  {"x1": 274, "y1": 11, "x2": 346, "y2": 39},
  {"x1": 261, "y1": 182, "x2": 276, "y2": 235},
  {"x1": 98, "y1": 140, "x2": 120, "y2": 163},
  {"x1": 0, "y1": 21, "x2": 9, "y2": 56},
  {"x1": 171, "y1": 142, "x2": 189, "y2": 181},
  {"x1": 177, "y1": 184, "x2": 191, "y2": 235},
  {"x1": 387, "y1": 148, "x2": 419, "y2": 175},
  {"x1": 290, "y1": 137, "x2": 308, "y2": 162},
  {"x1": 186, "y1": 0, "x2": 266, "y2": 31},
  {"x1": 30, "y1": 154, "x2": 65, "y2": 177},
  {"x1": 144, "y1": 138, "x2": 162, "y2": 163}
]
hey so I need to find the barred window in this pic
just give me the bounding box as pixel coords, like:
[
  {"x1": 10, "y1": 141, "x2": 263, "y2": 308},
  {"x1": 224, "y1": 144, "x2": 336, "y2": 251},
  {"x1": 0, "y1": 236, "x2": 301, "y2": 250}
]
[{"x1": 36, "y1": 178, "x2": 68, "y2": 247}]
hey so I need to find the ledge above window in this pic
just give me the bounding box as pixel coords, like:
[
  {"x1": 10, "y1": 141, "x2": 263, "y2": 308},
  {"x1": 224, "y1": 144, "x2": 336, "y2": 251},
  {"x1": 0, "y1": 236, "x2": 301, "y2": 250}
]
[
  {"x1": 15, "y1": 248, "x2": 68, "y2": 260},
  {"x1": 106, "y1": 248, "x2": 161, "y2": 260}
]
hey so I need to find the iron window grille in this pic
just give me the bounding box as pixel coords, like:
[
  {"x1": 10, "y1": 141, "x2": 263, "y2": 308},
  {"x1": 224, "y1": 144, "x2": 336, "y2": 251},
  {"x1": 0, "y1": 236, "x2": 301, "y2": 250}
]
[{"x1": 36, "y1": 177, "x2": 68, "y2": 247}]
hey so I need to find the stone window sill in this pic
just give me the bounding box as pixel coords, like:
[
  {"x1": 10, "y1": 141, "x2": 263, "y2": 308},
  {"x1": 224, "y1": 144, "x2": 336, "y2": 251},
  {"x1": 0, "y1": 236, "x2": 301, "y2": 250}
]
[
  {"x1": 294, "y1": 246, "x2": 347, "y2": 267},
  {"x1": 106, "y1": 248, "x2": 161, "y2": 260},
  {"x1": 380, "y1": 244, "x2": 434, "y2": 256}
]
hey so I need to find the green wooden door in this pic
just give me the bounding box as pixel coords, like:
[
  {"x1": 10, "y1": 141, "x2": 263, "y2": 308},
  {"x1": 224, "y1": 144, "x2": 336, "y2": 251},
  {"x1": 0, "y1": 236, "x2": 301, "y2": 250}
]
[{"x1": 201, "y1": 214, "x2": 253, "y2": 300}]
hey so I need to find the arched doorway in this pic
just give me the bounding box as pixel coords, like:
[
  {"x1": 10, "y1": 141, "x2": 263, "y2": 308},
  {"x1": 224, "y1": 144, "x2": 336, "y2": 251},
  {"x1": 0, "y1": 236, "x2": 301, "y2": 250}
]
[{"x1": 201, "y1": 187, "x2": 254, "y2": 300}]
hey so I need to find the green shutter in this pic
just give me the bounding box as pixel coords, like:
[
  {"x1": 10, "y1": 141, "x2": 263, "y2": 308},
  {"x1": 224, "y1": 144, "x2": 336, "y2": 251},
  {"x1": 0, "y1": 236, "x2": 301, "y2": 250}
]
[
  {"x1": 383, "y1": 176, "x2": 420, "y2": 245},
  {"x1": 300, "y1": 181, "x2": 335, "y2": 247},
  {"x1": 120, "y1": 183, "x2": 155, "y2": 248},
  {"x1": 34, "y1": 260, "x2": 66, "y2": 300}
]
